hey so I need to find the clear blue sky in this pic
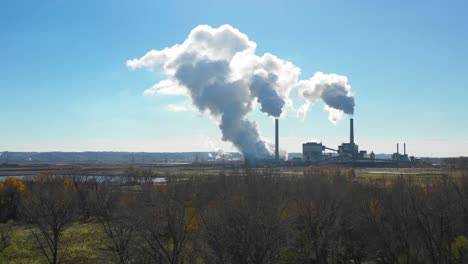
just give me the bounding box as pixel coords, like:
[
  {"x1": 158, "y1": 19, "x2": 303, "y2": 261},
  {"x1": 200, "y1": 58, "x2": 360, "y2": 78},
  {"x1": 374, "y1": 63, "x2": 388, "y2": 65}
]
[{"x1": 1, "y1": 0, "x2": 467, "y2": 156}]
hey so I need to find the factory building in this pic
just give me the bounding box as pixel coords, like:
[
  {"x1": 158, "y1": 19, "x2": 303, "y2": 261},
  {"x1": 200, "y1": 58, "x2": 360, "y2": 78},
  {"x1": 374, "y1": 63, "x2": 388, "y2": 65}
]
[
  {"x1": 392, "y1": 143, "x2": 410, "y2": 161},
  {"x1": 338, "y1": 118, "x2": 358, "y2": 157},
  {"x1": 337, "y1": 118, "x2": 366, "y2": 159},
  {"x1": 337, "y1": 143, "x2": 359, "y2": 158},
  {"x1": 302, "y1": 118, "x2": 367, "y2": 162},
  {"x1": 294, "y1": 116, "x2": 415, "y2": 167},
  {"x1": 302, "y1": 142, "x2": 324, "y2": 162}
]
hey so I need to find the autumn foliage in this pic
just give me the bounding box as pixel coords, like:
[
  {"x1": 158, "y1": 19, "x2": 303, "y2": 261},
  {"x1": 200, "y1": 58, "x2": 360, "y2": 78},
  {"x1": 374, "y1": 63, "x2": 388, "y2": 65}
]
[
  {"x1": 1, "y1": 168, "x2": 468, "y2": 263},
  {"x1": 0, "y1": 178, "x2": 25, "y2": 193}
]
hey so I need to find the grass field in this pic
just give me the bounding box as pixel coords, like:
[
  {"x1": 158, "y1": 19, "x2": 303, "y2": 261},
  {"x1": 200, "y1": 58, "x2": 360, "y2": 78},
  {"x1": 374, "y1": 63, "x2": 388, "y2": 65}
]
[
  {"x1": 0, "y1": 222, "x2": 110, "y2": 264},
  {"x1": 355, "y1": 167, "x2": 467, "y2": 181}
]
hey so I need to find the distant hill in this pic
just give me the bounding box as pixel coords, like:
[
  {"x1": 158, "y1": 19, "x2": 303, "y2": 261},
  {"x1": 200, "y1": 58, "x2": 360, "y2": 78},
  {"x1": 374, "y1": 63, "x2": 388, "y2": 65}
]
[
  {"x1": 0, "y1": 151, "x2": 243, "y2": 162},
  {"x1": 0, "y1": 151, "x2": 453, "y2": 163}
]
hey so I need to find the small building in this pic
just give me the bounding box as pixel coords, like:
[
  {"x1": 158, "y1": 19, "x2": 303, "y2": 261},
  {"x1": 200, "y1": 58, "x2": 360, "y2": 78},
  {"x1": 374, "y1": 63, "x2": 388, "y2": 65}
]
[
  {"x1": 392, "y1": 153, "x2": 409, "y2": 161},
  {"x1": 359, "y1": 150, "x2": 367, "y2": 159}
]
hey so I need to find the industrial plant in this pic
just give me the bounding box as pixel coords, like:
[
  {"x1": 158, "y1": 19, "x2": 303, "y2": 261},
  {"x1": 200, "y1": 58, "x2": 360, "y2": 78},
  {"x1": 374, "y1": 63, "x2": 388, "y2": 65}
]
[{"x1": 275, "y1": 117, "x2": 417, "y2": 167}]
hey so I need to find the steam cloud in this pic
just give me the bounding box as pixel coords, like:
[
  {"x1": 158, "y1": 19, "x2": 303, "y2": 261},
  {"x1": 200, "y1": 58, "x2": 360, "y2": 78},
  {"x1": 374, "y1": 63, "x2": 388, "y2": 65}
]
[
  {"x1": 127, "y1": 25, "x2": 355, "y2": 158},
  {"x1": 298, "y1": 72, "x2": 355, "y2": 123}
]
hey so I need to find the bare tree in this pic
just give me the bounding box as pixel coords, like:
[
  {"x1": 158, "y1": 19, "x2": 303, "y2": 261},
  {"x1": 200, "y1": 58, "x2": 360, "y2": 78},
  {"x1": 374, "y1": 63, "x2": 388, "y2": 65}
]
[
  {"x1": 21, "y1": 176, "x2": 78, "y2": 264},
  {"x1": 289, "y1": 170, "x2": 349, "y2": 263},
  {"x1": 94, "y1": 185, "x2": 138, "y2": 264},
  {"x1": 200, "y1": 169, "x2": 289, "y2": 264},
  {"x1": 69, "y1": 174, "x2": 100, "y2": 220},
  {"x1": 137, "y1": 179, "x2": 200, "y2": 264},
  {"x1": 6, "y1": 165, "x2": 468, "y2": 263}
]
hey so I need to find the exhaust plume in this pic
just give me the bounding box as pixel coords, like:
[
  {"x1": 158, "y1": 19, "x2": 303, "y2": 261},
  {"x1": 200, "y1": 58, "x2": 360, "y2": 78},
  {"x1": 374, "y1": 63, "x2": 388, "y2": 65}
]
[
  {"x1": 250, "y1": 73, "x2": 285, "y2": 117},
  {"x1": 299, "y1": 72, "x2": 355, "y2": 123},
  {"x1": 127, "y1": 25, "x2": 355, "y2": 158}
]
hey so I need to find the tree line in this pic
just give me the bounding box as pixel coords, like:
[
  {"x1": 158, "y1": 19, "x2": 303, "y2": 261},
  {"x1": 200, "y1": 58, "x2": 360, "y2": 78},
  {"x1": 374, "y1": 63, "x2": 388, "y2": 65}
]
[
  {"x1": 1, "y1": 166, "x2": 468, "y2": 263},
  {"x1": 444, "y1": 157, "x2": 468, "y2": 170}
]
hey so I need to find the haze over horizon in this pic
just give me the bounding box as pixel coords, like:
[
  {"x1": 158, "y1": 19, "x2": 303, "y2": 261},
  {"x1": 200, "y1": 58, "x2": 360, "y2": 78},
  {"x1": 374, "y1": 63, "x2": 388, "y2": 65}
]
[{"x1": 2, "y1": 0, "x2": 468, "y2": 157}]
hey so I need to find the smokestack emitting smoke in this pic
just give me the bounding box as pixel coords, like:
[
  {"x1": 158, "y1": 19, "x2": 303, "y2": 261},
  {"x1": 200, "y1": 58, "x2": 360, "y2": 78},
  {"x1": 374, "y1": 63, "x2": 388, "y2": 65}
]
[
  {"x1": 127, "y1": 25, "x2": 355, "y2": 158},
  {"x1": 404, "y1": 143, "x2": 406, "y2": 155},
  {"x1": 350, "y1": 118, "x2": 354, "y2": 145},
  {"x1": 275, "y1": 118, "x2": 279, "y2": 161},
  {"x1": 298, "y1": 72, "x2": 355, "y2": 124},
  {"x1": 397, "y1": 143, "x2": 399, "y2": 154}
]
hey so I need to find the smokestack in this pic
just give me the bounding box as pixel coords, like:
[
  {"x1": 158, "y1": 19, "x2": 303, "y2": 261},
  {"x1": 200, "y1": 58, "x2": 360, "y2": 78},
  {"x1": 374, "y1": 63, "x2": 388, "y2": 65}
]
[
  {"x1": 404, "y1": 143, "x2": 406, "y2": 155},
  {"x1": 350, "y1": 118, "x2": 354, "y2": 145},
  {"x1": 397, "y1": 143, "x2": 399, "y2": 154},
  {"x1": 275, "y1": 118, "x2": 279, "y2": 160}
]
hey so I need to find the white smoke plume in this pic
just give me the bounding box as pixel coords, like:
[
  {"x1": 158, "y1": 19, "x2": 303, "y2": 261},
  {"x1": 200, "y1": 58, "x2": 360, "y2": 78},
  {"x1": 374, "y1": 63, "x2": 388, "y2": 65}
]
[
  {"x1": 298, "y1": 72, "x2": 355, "y2": 123},
  {"x1": 324, "y1": 105, "x2": 345, "y2": 124},
  {"x1": 205, "y1": 137, "x2": 233, "y2": 160},
  {"x1": 127, "y1": 25, "x2": 299, "y2": 159},
  {"x1": 127, "y1": 25, "x2": 355, "y2": 158}
]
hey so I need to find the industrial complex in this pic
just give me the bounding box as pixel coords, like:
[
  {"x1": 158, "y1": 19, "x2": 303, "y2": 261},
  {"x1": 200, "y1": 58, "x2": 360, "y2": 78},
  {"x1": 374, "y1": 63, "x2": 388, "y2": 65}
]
[{"x1": 275, "y1": 117, "x2": 417, "y2": 167}]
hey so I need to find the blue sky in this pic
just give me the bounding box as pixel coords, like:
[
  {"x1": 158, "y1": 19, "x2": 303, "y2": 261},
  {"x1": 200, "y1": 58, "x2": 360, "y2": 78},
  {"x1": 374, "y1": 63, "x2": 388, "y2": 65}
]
[{"x1": 1, "y1": 0, "x2": 467, "y2": 156}]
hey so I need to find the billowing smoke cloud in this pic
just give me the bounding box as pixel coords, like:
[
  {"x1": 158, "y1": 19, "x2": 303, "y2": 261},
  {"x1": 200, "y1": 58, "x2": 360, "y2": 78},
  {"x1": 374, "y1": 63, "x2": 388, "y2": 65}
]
[
  {"x1": 174, "y1": 59, "x2": 271, "y2": 158},
  {"x1": 127, "y1": 25, "x2": 355, "y2": 158},
  {"x1": 127, "y1": 25, "x2": 298, "y2": 159},
  {"x1": 250, "y1": 73, "x2": 285, "y2": 117},
  {"x1": 205, "y1": 137, "x2": 235, "y2": 161},
  {"x1": 298, "y1": 72, "x2": 355, "y2": 124}
]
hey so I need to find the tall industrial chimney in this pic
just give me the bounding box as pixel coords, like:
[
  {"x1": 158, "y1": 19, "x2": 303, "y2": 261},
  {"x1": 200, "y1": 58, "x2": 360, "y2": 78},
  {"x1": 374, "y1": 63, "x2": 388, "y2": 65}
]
[
  {"x1": 404, "y1": 143, "x2": 406, "y2": 155},
  {"x1": 275, "y1": 118, "x2": 279, "y2": 161},
  {"x1": 350, "y1": 118, "x2": 354, "y2": 145},
  {"x1": 397, "y1": 143, "x2": 399, "y2": 154}
]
